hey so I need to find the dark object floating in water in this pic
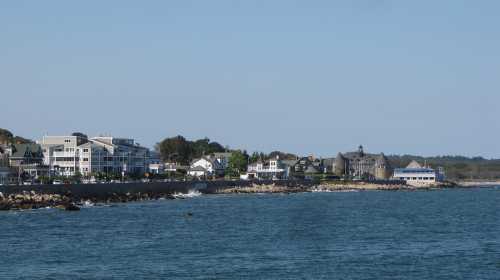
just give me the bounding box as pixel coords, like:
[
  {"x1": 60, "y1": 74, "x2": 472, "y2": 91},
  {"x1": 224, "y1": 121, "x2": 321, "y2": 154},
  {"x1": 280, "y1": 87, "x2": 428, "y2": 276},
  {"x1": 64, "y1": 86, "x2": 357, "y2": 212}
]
[
  {"x1": 65, "y1": 203, "x2": 80, "y2": 211},
  {"x1": 186, "y1": 212, "x2": 193, "y2": 217}
]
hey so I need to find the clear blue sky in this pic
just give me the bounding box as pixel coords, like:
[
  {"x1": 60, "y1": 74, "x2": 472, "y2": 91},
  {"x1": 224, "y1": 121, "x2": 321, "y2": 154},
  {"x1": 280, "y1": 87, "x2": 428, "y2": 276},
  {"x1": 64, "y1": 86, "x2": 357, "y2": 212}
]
[{"x1": 1, "y1": 1, "x2": 499, "y2": 158}]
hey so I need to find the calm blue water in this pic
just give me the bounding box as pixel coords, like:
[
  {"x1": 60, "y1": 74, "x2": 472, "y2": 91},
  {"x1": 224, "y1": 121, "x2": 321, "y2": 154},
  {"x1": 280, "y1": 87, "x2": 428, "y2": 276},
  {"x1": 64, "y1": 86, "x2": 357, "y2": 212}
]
[{"x1": 1, "y1": 188, "x2": 499, "y2": 279}]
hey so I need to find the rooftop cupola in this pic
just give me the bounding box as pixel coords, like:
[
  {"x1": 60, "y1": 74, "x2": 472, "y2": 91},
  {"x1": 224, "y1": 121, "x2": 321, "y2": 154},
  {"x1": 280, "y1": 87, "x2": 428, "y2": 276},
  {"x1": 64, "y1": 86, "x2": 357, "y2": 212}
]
[{"x1": 358, "y1": 145, "x2": 364, "y2": 157}]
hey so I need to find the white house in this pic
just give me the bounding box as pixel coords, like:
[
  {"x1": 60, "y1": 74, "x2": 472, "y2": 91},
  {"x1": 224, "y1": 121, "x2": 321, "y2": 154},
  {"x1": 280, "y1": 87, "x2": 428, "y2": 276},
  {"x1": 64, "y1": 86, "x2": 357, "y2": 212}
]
[
  {"x1": 393, "y1": 160, "x2": 445, "y2": 186},
  {"x1": 188, "y1": 166, "x2": 208, "y2": 177},
  {"x1": 245, "y1": 156, "x2": 288, "y2": 180},
  {"x1": 188, "y1": 157, "x2": 224, "y2": 177}
]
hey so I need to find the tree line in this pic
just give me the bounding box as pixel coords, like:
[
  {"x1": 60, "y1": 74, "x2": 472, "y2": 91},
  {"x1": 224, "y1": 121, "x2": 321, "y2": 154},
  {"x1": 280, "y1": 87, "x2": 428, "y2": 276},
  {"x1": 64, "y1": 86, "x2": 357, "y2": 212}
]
[
  {"x1": 387, "y1": 155, "x2": 500, "y2": 180},
  {"x1": 0, "y1": 128, "x2": 33, "y2": 145}
]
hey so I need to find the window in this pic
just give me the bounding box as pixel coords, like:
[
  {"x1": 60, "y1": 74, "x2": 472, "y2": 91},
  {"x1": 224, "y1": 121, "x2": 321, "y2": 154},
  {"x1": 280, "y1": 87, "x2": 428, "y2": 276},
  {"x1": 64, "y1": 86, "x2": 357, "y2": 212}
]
[
  {"x1": 55, "y1": 157, "x2": 78, "y2": 162},
  {"x1": 64, "y1": 139, "x2": 71, "y2": 143},
  {"x1": 83, "y1": 149, "x2": 89, "y2": 153},
  {"x1": 83, "y1": 158, "x2": 89, "y2": 162}
]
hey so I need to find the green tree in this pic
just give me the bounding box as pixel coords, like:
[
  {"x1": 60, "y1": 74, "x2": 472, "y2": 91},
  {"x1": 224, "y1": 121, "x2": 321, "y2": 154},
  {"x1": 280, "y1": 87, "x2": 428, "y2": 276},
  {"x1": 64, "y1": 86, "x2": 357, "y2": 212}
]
[
  {"x1": 0, "y1": 128, "x2": 13, "y2": 144},
  {"x1": 191, "y1": 138, "x2": 225, "y2": 158},
  {"x1": 156, "y1": 135, "x2": 193, "y2": 164},
  {"x1": 227, "y1": 150, "x2": 249, "y2": 176},
  {"x1": 249, "y1": 151, "x2": 267, "y2": 163},
  {"x1": 268, "y1": 151, "x2": 297, "y2": 160},
  {"x1": 0, "y1": 128, "x2": 32, "y2": 144},
  {"x1": 156, "y1": 135, "x2": 226, "y2": 165}
]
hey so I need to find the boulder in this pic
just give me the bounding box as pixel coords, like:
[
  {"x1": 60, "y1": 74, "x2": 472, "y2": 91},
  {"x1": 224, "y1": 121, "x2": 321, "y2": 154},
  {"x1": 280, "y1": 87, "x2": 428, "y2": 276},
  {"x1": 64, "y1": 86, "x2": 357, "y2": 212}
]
[
  {"x1": 0, "y1": 202, "x2": 11, "y2": 211},
  {"x1": 64, "y1": 203, "x2": 80, "y2": 211}
]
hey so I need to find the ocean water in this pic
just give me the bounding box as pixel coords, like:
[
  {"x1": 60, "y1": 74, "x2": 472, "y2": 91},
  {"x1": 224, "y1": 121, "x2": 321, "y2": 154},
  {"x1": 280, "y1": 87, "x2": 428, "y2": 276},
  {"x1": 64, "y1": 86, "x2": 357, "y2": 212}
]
[{"x1": 1, "y1": 188, "x2": 499, "y2": 279}]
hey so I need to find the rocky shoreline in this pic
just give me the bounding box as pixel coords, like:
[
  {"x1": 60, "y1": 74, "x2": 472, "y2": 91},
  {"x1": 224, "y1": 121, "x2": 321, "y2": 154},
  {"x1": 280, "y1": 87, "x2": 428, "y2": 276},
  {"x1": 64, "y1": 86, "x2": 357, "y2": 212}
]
[
  {"x1": 0, "y1": 191, "x2": 184, "y2": 211},
  {"x1": 215, "y1": 181, "x2": 461, "y2": 194},
  {"x1": 456, "y1": 180, "x2": 500, "y2": 187},
  {"x1": 0, "y1": 180, "x2": 486, "y2": 211},
  {"x1": 0, "y1": 191, "x2": 79, "y2": 211}
]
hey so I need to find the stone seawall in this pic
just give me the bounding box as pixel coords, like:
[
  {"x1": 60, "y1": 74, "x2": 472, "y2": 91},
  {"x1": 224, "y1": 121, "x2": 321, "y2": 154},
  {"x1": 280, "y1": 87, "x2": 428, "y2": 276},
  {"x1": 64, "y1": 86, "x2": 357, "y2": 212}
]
[
  {"x1": 0, "y1": 179, "x2": 457, "y2": 200},
  {"x1": 0, "y1": 180, "x2": 314, "y2": 200},
  {"x1": 0, "y1": 180, "x2": 285, "y2": 210}
]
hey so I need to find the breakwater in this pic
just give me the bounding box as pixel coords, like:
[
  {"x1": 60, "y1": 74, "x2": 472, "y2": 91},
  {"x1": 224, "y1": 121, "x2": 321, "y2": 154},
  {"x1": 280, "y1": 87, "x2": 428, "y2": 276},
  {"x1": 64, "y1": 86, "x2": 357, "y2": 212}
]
[
  {"x1": 0, "y1": 180, "x2": 312, "y2": 210},
  {"x1": 0, "y1": 180, "x2": 310, "y2": 198},
  {"x1": 0, "y1": 191, "x2": 79, "y2": 211},
  {"x1": 0, "y1": 180, "x2": 463, "y2": 211}
]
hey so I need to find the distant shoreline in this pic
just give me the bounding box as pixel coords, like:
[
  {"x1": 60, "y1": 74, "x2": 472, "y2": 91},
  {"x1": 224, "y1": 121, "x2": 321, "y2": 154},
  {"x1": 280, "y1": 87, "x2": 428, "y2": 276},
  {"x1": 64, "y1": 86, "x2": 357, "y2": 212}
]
[{"x1": 455, "y1": 180, "x2": 500, "y2": 187}]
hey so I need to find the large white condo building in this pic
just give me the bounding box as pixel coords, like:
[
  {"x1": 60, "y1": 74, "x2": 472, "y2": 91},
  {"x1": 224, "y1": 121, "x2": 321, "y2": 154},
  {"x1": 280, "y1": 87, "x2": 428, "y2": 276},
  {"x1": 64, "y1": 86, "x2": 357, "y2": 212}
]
[
  {"x1": 393, "y1": 160, "x2": 445, "y2": 186},
  {"x1": 40, "y1": 135, "x2": 152, "y2": 176}
]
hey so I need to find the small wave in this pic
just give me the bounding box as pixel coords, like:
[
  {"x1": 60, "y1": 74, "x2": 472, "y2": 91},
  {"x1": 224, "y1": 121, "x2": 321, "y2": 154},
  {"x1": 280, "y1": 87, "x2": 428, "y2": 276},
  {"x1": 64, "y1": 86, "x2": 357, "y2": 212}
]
[
  {"x1": 79, "y1": 200, "x2": 95, "y2": 208},
  {"x1": 172, "y1": 190, "x2": 202, "y2": 199},
  {"x1": 311, "y1": 188, "x2": 359, "y2": 193}
]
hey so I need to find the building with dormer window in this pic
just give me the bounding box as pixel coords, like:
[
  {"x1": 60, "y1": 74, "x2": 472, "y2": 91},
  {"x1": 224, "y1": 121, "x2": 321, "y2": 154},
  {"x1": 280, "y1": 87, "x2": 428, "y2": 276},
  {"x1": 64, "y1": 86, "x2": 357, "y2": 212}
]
[{"x1": 334, "y1": 145, "x2": 392, "y2": 180}]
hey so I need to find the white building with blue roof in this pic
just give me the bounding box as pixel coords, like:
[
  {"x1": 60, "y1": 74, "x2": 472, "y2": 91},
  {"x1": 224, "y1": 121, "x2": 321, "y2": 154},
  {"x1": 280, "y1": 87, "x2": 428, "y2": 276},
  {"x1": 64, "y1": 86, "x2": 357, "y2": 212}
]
[{"x1": 393, "y1": 160, "x2": 445, "y2": 186}]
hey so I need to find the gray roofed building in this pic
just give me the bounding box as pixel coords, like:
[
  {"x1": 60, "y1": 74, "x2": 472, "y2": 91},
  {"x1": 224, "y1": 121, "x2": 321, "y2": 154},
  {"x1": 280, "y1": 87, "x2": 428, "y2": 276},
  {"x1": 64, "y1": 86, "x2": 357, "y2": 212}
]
[
  {"x1": 9, "y1": 143, "x2": 44, "y2": 167},
  {"x1": 7, "y1": 143, "x2": 48, "y2": 179},
  {"x1": 210, "y1": 152, "x2": 233, "y2": 169},
  {"x1": 334, "y1": 145, "x2": 392, "y2": 180}
]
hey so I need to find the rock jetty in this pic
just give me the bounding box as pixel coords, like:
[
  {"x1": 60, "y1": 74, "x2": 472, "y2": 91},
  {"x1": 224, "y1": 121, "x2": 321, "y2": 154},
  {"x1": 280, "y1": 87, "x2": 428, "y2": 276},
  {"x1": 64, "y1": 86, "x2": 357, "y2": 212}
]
[
  {"x1": 0, "y1": 190, "x2": 181, "y2": 211},
  {"x1": 0, "y1": 191, "x2": 79, "y2": 211},
  {"x1": 216, "y1": 183, "x2": 309, "y2": 194}
]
